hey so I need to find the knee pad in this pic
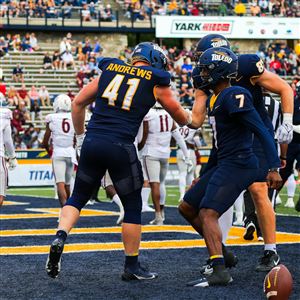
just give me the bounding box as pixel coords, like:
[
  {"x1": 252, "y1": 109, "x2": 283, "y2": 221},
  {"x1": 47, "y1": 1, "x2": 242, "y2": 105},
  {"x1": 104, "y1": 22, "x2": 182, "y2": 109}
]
[
  {"x1": 123, "y1": 209, "x2": 142, "y2": 224},
  {"x1": 121, "y1": 188, "x2": 142, "y2": 224},
  {"x1": 65, "y1": 196, "x2": 85, "y2": 211}
]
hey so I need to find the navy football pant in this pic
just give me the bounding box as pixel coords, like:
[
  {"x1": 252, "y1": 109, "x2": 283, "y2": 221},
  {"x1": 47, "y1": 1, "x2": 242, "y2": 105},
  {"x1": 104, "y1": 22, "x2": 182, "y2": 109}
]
[
  {"x1": 184, "y1": 162, "x2": 259, "y2": 216},
  {"x1": 66, "y1": 137, "x2": 143, "y2": 224}
]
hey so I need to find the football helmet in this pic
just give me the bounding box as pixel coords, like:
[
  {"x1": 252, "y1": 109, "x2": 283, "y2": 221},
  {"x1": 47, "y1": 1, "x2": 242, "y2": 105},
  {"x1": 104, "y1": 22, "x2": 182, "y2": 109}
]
[
  {"x1": 131, "y1": 42, "x2": 168, "y2": 71},
  {"x1": 194, "y1": 34, "x2": 230, "y2": 61},
  {"x1": 197, "y1": 47, "x2": 238, "y2": 89},
  {"x1": 0, "y1": 92, "x2": 8, "y2": 107},
  {"x1": 53, "y1": 94, "x2": 72, "y2": 113}
]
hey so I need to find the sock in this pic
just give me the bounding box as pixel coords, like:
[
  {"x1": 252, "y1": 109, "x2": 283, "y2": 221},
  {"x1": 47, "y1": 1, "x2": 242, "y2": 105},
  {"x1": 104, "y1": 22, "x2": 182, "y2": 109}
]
[
  {"x1": 125, "y1": 253, "x2": 139, "y2": 269},
  {"x1": 141, "y1": 187, "x2": 151, "y2": 207},
  {"x1": 210, "y1": 255, "x2": 225, "y2": 267},
  {"x1": 56, "y1": 229, "x2": 67, "y2": 242},
  {"x1": 264, "y1": 244, "x2": 277, "y2": 253},
  {"x1": 112, "y1": 194, "x2": 124, "y2": 212},
  {"x1": 287, "y1": 174, "x2": 296, "y2": 198},
  {"x1": 178, "y1": 172, "x2": 186, "y2": 199},
  {"x1": 218, "y1": 206, "x2": 234, "y2": 244},
  {"x1": 160, "y1": 182, "x2": 166, "y2": 205}
]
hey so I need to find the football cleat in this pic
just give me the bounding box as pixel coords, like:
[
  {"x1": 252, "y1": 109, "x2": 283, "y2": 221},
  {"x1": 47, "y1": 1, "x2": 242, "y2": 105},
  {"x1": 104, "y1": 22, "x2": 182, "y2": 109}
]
[
  {"x1": 46, "y1": 238, "x2": 65, "y2": 278},
  {"x1": 284, "y1": 198, "x2": 295, "y2": 208},
  {"x1": 188, "y1": 268, "x2": 233, "y2": 287},
  {"x1": 243, "y1": 221, "x2": 256, "y2": 240},
  {"x1": 122, "y1": 263, "x2": 158, "y2": 281},
  {"x1": 142, "y1": 205, "x2": 155, "y2": 212},
  {"x1": 149, "y1": 214, "x2": 163, "y2": 225},
  {"x1": 255, "y1": 250, "x2": 280, "y2": 272},
  {"x1": 200, "y1": 251, "x2": 238, "y2": 275}
]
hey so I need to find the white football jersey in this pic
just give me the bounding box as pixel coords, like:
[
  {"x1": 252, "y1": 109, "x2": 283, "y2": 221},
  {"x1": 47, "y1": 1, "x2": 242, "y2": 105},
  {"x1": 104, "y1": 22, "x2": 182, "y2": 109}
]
[
  {"x1": 0, "y1": 108, "x2": 14, "y2": 158},
  {"x1": 178, "y1": 126, "x2": 199, "y2": 146},
  {"x1": 45, "y1": 112, "x2": 75, "y2": 159},
  {"x1": 142, "y1": 108, "x2": 173, "y2": 159}
]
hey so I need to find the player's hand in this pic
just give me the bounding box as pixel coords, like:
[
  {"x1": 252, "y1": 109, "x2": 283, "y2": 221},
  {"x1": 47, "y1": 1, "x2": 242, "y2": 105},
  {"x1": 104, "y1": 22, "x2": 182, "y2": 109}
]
[
  {"x1": 183, "y1": 157, "x2": 193, "y2": 173},
  {"x1": 75, "y1": 133, "x2": 85, "y2": 157},
  {"x1": 277, "y1": 123, "x2": 293, "y2": 144},
  {"x1": 7, "y1": 157, "x2": 18, "y2": 170},
  {"x1": 280, "y1": 158, "x2": 286, "y2": 169},
  {"x1": 266, "y1": 170, "x2": 282, "y2": 190}
]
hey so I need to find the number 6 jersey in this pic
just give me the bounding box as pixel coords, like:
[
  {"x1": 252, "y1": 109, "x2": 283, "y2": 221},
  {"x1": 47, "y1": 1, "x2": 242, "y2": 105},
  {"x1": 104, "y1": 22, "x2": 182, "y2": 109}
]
[{"x1": 45, "y1": 112, "x2": 75, "y2": 159}]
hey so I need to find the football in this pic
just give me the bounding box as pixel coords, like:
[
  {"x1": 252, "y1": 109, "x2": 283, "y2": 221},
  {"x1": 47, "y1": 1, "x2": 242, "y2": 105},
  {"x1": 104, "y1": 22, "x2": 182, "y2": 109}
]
[{"x1": 264, "y1": 264, "x2": 293, "y2": 299}]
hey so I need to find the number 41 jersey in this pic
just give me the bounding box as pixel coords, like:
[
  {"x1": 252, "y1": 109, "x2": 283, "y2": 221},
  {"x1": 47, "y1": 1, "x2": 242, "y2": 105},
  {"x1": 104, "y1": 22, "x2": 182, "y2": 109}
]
[
  {"x1": 87, "y1": 58, "x2": 170, "y2": 143},
  {"x1": 45, "y1": 112, "x2": 75, "y2": 158}
]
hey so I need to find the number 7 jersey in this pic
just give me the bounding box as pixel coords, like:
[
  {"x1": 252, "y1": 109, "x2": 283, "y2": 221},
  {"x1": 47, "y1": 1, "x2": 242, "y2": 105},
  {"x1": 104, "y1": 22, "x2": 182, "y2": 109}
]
[
  {"x1": 45, "y1": 112, "x2": 75, "y2": 158},
  {"x1": 87, "y1": 58, "x2": 170, "y2": 143}
]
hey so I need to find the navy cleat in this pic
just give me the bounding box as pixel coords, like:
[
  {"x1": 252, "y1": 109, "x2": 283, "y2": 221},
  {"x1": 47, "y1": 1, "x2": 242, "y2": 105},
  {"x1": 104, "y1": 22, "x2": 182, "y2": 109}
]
[
  {"x1": 255, "y1": 250, "x2": 280, "y2": 272},
  {"x1": 243, "y1": 221, "x2": 256, "y2": 240},
  {"x1": 122, "y1": 263, "x2": 158, "y2": 281},
  {"x1": 45, "y1": 238, "x2": 65, "y2": 278},
  {"x1": 188, "y1": 267, "x2": 233, "y2": 287},
  {"x1": 200, "y1": 251, "x2": 238, "y2": 275}
]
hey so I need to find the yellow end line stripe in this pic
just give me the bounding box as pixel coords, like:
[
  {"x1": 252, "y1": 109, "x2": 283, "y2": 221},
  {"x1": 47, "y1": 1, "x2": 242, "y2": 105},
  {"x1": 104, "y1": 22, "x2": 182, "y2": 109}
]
[{"x1": 0, "y1": 225, "x2": 196, "y2": 236}]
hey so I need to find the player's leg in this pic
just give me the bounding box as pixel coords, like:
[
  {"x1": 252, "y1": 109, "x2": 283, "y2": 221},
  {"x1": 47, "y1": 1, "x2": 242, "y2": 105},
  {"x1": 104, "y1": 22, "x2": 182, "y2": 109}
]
[
  {"x1": 0, "y1": 156, "x2": 8, "y2": 207},
  {"x1": 52, "y1": 157, "x2": 68, "y2": 207},
  {"x1": 232, "y1": 191, "x2": 244, "y2": 226},
  {"x1": 285, "y1": 174, "x2": 296, "y2": 208},
  {"x1": 103, "y1": 171, "x2": 124, "y2": 225},
  {"x1": 243, "y1": 189, "x2": 259, "y2": 240},
  {"x1": 46, "y1": 139, "x2": 106, "y2": 278},
  {"x1": 144, "y1": 156, "x2": 163, "y2": 225},
  {"x1": 141, "y1": 158, "x2": 153, "y2": 212},
  {"x1": 158, "y1": 158, "x2": 169, "y2": 221},
  {"x1": 177, "y1": 149, "x2": 187, "y2": 201},
  {"x1": 64, "y1": 157, "x2": 74, "y2": 200},
  {"x1": 188, "y1": 165, "x2": 257, "y2": 287},
  {"x1": 186, "y1": 150, "x2": 197, "y2": 187},
  {"x1": 109, "y1": 143, "x2": 157, "y2": 280},
  {"x1": 248, "y1": 182, "x2": 280, "y2": 271}
]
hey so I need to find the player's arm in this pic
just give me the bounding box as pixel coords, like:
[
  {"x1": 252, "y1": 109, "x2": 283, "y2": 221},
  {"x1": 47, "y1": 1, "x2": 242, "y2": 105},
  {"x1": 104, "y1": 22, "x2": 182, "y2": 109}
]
[
  {"x1": 138, "y1": 121, "x2": 148, "y2": 151},
  {"x1": 3, "y1": 124, "x2": 17, "y2": 170},
  {"x1": 171, "y1": 122, "x2": 189, "y2": 159},
  {"x1": 279, "y1": 143, "x2": 288, "y2": 169},
  {"x1": 72, "y1": 77, "x2": 99, "y2": 135},
  {"x1": 253, "y1": 70, "x2": 294, "y2": 143},
  {"x1": 154, "y1": 86, "x2": 192, "y2": 127},
  {"x1": 42, "y1": 123, "x2": 51, "y2": 154},
  {"x1": 188, "y1": 89, "x2": 207, "y2": 129}
]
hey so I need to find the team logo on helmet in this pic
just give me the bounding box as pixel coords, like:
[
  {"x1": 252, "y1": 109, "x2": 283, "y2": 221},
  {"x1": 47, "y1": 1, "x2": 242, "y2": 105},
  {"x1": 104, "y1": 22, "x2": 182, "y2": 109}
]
[
  {"x1": 210, "y1": 38, "x2": 228, "y2": 48},
  {"x1": 212, "y1": 51, "x2": 232, "y2": 64}
]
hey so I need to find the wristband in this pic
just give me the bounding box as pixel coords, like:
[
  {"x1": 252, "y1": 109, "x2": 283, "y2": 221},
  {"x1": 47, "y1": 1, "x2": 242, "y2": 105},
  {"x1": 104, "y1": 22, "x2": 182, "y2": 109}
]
[
  {"x1": 283, "y1": 113, "x2": 293, "y2": 124},
  {"x1": 280, "y1": 156, "x2": 287, "y2": 160}
]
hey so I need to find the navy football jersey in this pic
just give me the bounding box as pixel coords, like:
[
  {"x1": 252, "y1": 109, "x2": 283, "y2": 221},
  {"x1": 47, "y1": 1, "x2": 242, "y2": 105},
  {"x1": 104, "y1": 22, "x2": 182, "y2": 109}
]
[
  {"x1": 232, "y1": 54, "x2": 274, "y2": 134},
  {"x1": 207, "y1": 86, "x2": 280, "y2": 168},
  {"x1": 87, "y1": 58, "x2": 170, "y2": 143}
]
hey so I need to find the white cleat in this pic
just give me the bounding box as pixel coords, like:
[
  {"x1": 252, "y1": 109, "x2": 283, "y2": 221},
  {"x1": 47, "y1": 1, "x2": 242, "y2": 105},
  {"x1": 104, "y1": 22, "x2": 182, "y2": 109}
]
[
  {"x1": 86, "y1": 200, "x2": 95, "y2": 205},
  {"x1": 275, "y1": 195, "x2": 282, "y2": 205},
  {"x1": 142, "y1": 205, "x2": 155, "y2": 212},
  {"x1": 233, "y1": 220, "x2": 243, "y2": 226},
  {"x1": 284, "y1": 198, "x2": 295, "y2": 208},
  {"x1": 149, "y1": 217, "x2": 164, "y2": 225}
]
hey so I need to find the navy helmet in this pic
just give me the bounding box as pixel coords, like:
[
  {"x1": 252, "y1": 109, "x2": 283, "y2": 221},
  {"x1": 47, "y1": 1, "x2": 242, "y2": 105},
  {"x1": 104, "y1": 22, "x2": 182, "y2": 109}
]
[
  {"x1": 197, "y1": 47, "x2": 238, "y2": 89},
  {"x1": 194, "y1": 34, "x2": 230, "y2": 60},
  {"x1": 131, "y1": 42, "x2": 168, "y2": 71}
]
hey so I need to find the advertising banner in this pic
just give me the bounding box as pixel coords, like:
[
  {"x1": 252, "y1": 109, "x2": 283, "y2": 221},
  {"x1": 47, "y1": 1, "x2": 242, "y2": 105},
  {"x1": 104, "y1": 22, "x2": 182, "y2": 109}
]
[{"x1": 155, "y1": 16, "x2": 300, "y2": 39}]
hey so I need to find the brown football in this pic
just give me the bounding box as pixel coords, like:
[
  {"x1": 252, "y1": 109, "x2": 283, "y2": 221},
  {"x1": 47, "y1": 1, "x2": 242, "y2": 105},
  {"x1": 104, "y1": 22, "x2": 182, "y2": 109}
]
[{"x1": 263, "y1": 264, "x2": 293, "y2": 299}]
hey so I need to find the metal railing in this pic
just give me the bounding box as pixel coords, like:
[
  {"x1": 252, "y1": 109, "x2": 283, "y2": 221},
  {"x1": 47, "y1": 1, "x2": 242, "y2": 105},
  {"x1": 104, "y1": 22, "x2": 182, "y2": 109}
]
[{"x1": 1, "y1": 6, "x2": 155, "y2": 32}]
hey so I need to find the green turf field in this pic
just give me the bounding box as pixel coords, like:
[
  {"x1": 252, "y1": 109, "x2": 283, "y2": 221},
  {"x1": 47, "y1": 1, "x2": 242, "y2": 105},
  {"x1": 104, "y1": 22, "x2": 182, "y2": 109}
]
[{"x1": 6, "y1": 185, "x2": 300, "y2": 216}]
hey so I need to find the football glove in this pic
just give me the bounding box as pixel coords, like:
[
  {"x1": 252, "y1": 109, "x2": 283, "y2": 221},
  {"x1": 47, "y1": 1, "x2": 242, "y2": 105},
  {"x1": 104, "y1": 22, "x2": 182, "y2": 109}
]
[
  {"x1": 75, "y1": 133, "x2": 85, "y2": 157},
  {"x1": 183, "y1": 157, "x2": 194, "y2": 173},
  {"x1": 277, "y1": 113, "x2": 293, "y2": 144},
  {"x1": 8, "y1": 157, "x2": 17, "y2": 170}
]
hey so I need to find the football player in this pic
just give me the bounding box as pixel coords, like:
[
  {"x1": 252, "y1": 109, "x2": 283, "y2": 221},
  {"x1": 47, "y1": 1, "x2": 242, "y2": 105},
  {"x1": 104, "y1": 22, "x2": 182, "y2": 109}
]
[
  {"x1": 42, "y1": 94, "x2": 76, "y2": 209},
  {"x1": 141, "y1": 103, "x2": 193, "y2": 225},
  {"x1": 45, "y1": 42, "x2": 193, "y2": 281},
  {"x1": 188, "y1": 34, "x2": 293, "y2": 272},
  {"x1": 0, "y1": 93, "x2": 18, "y2": 206},
  {"x1": 177, "y1": 120, "x2": 203, "y2": 202},
  {"x1": 180, "y1": 47, "x2": 281, "y2": 287}
]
